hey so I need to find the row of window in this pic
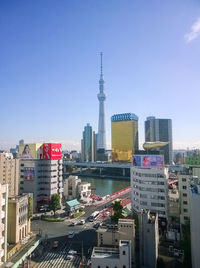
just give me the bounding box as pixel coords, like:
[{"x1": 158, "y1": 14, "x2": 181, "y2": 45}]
[
  {"x1": 133, "y1": 179, "x2": 165, "y2": 185},
  {"x1": 133, "y1": 172, "x2": 164, "y2": 178}
]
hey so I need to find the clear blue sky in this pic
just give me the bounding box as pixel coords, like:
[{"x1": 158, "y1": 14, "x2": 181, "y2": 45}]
[{"x1": 0, "y1": 0, "x2": 200, "y2": 151}]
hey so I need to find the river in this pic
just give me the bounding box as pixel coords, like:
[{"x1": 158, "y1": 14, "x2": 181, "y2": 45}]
[{"x1": 81, "y1": 176, "x2": 130, "y2": 197}]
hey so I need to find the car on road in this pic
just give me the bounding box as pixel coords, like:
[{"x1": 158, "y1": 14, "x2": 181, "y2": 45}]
[
  {"x1": 71, "y1": 221, "x2": 78, "y2": 226},
  {"x1": 65, "y1": 255, "x2": 73, "y2": 260},
  {"x1": 93, "y1": 222, "x2": 100, "y2": 229},
  {"x1": 68, "y1": 249, "x2": 77, "y2": 255},
  {"x1": 79, "y1": 219, "x2": 85, "y2": 225},
  {"x1": 52, "y1": 241, "x2": 59, "y2": 249},
  {"x1": 68, "y1": 231, "x2": 75, "y2": 238}
]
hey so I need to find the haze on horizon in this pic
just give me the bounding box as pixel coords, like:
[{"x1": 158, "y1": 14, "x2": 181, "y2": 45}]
[{"x1": 0, "y1": 0, "x2": 200, "y2": 151}]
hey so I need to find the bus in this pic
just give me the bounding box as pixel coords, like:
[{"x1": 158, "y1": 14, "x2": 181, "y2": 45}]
[{"x1": 89, "y1": 211, "x2": 100, "y2": 222}]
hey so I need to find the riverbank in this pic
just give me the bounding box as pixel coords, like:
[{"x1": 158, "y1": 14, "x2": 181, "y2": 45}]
[{"x1": 73, "y1": 172, "x2": 130, "y2": 181}]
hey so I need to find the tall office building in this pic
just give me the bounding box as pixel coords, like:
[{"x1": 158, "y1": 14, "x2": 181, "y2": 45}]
[
  {"x1": 97, "y1": 52, "x2": 106, "y2": 151},
  {"x1": 111, "y1": 113, "x2": 139, "y2": 162},
  {"x1": 81, "y1": 123, "x2": 95, "y2": 162},
  {"x1": 145, "y1": 116, "x2": 173, "y2": 165},
  {"x1": 0, "y1": 152, "x2": 19, "y2": 196}
]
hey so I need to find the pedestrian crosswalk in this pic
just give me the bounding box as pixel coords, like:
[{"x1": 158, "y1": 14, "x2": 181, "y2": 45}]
[{"x1": 37, "y1": 241, "x2": 82, "y2": 268}]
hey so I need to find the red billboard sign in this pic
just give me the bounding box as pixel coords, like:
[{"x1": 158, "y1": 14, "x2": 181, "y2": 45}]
[{"x1": 43, "y1": 143, "x2": 62, "y2": 159}]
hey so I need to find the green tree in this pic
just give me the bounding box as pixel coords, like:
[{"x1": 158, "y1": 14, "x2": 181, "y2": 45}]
[
  {"x1": 49, "y1": 194, "x2": 61, "y2": 217},
  {"x1": 28, "y1": 195, "x2": 33, "y2": 219},
  {"x1": 111, "y1": 200, "x2": 123, "y2": 222}
]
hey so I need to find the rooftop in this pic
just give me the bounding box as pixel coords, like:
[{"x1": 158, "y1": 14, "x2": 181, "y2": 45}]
[
  {"x1": 111, "y1": 113, "x2": 138, "y2": 122},
  {"x1": 92, "y1": 247, "x2": 119, "y2": 259},
  {"x1": 66, "y1": 199, "x2": 80, "y2": 207}
]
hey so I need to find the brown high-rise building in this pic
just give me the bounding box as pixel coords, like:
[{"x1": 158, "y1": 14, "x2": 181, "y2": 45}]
[{"x1": 0, "y1": 153, "x2": 19, "y2": 196}]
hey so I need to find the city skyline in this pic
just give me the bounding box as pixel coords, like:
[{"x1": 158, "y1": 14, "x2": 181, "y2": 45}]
[{"x1": 0, "y1": 1, "x2": 200, "y2": 151}]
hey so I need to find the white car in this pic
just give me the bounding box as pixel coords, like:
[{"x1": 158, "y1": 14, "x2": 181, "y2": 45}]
[
  {"x1": 68, "y1": 249, "x2": 77, "y2": 255},
  {"x1": 71, "y1": 221, "x2": 78, "y2": 226},
  {"x1": 79, "y1": 219, "x2": 85, "y2": 225},
  {"x1": 68, "y1": 231, "x2": 75, "y2": 238},
  {"x1": 65, "y1": 255, "x2": 73, "y2": 260}
]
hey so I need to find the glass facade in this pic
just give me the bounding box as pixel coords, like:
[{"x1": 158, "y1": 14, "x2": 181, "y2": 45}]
[{"x1": 111, "y1": 114, "x2": 138, "y2": 162}]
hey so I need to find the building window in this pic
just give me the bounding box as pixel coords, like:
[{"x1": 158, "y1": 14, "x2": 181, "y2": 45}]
[
  {"x1": 182, "y1": 178, "x2": 186, "y2": 182},
  {"x1": 123, "y1": 251, "x2": 126, "y2": 255},
  {"x1": 184, "y1": 209, "x2": 188, "y2": 213},
  {"x1": 183, "y1": 201, "x2": 188, "y2": 205},
  {"x1": 182, "y1": 186, "x2": 187, "y2": 190},
  {"x1": 123, "y1": 266, "x2": 126, "y2": 268},
  {"x1": 98, "y1": 266, "x2": 100, "y2": 268},
  {"x1": 183, "y1": 193, "x2": 187, "y2": 197}
]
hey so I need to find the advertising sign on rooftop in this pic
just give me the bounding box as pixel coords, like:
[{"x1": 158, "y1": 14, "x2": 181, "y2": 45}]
[
  {"x1": 43, "y1": 143, "x2": 62, "y2": 159},
  {"x1": 19, "y1": 143, "x2": 42, "y2": 159},
  {"x1": 133, "y1": 155, "x2": 164, "y2": 168}
]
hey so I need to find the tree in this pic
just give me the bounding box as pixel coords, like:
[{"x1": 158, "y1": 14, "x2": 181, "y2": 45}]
[
  {"x1": 49, "y1": 194, "x2": 61, "y2": 217},
  {"x1": 111, "y1": 200, "x2": 123, "y2": 222}
]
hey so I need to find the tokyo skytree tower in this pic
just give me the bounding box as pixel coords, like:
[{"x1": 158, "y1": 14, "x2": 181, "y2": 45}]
[{"x1": 97, "y1": 52, "x2": 106, "y2": 150}]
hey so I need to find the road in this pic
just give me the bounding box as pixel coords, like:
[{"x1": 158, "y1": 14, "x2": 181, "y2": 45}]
[{"x1": 32, "y1": 230, "x2": 96, "y2": 267}]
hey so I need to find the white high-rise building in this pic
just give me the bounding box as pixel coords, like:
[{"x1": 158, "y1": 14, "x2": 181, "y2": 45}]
[
  {"x1": 97, "y1": 52, "x2": 106, "y2": 151},
  {"x1": 131, "y1": 165, "x2": 168, "y2": 218}
]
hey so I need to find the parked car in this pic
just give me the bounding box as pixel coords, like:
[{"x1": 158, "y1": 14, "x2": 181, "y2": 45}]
[{"x1": 68, "y1": 231, "x2": 75, "y2": 238}]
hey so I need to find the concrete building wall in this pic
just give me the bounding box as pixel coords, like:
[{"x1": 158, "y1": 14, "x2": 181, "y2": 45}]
[
  {"x1": 8, "y1": 194, "x2": 31, "y2": 244},
  {"x1": 0, "y1": 183, "x2": 8, "y2": 265},
  {"x1": 131, "y1": 166, "x2": 168, "y2": 218},
  {"x1": 63, "y1": 176, "x2": 81, "y2": 201},
  {"x1": 139, "y1": 211, "x2": 159, "y2": 268},
  {"x1": 190, "y1": 186, "x2": 200, "y2": 268},
  {"x1": 0, "y1": 153, "x2": 19, "y2": 196}
]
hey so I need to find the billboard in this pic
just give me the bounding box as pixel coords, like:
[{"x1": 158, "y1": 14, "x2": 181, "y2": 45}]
[
  {"x1": 133, "y1": 155, "x2": 164, "y2": 168},
  {"x1": 24, "y1": 167, "x2": 34, "y2": 181},
  {"x1": 19, "y1": 143, "x2": 42, "y2": 159},
  {"x1": 43, "y1": 143, "x2": 62, "y2": 159}
]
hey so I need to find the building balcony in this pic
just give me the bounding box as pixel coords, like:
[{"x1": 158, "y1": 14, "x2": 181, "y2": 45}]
[{"x1": 1, "y1": 210, "x2": 5, "y2": 219}]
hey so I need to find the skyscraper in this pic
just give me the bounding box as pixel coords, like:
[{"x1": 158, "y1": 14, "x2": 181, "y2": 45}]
[
  {"x1": 145, "y1": 116, "x2": 173, "y2": 165},
  {"x1": 81, "y1": 123, "x2": 95, "y2": 162},
  {"x1": 111, "y1": 113, "x2": 139, "y2": 162},
  {"x1": 97, "y1": 52, "x2": 106, "y2": 151}
]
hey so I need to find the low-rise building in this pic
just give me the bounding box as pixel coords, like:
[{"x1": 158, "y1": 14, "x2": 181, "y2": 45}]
[
  {"x1": 63, "y1": 176, "x2": 81, "y2": 201},
  {"x1": 0, "y1": 183, "x2": 8, "y2": 266},
  {"x1": 66, "y1": 199, "x2": 81, "y2": 214},
  {"x1": 77, "y1": 181, "x2": 91, "y2": 200},
  {"x1": 8, "y1": 194, "x2": 32, "y2": 244},
  {"x1": 97, "y1": 218, "x2": 135, "y2": 260},
  {"x1": 139, "y1": 210, "x2": 159, "y2": 268},
  {"x1": 168, "y1": 186, "x2": 180, "y2": 224},
  {"x1": 91, "y1": 240, "x2": 132, "y2": 268}
]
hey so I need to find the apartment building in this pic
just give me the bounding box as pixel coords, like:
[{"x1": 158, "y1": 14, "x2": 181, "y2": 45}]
[
  {"x1": 91, "y1": 240, "x2": 132, "y2": 268},
  {"x1": 178, "y1": 167, "x2": 200, "y2": 225},
  {"x1": 8, "y1": 194, "x2": 32, "y2": 244},
  {"x1": 0, "y1": 183, "x2": 8, "y2": 266},
  {"x1": 131, "y1": 165, "x2": 168, "y2": 218},
  {"x1": 63, "y1": 176, "x2": 81, "y2": 201},
  {"x1": 19, "y1": 159, "x2": 63, "y2": 212},
  {"x1": 0, "y1": 152, "x2": 19, "y2": 196}
]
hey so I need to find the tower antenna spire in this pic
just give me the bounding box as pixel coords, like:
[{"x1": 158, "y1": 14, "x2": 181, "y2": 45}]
[{"x1": 100, "y1": 52, "x2": 103, "y2": 76}]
